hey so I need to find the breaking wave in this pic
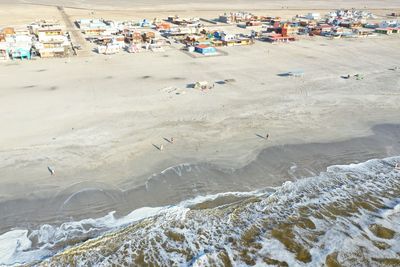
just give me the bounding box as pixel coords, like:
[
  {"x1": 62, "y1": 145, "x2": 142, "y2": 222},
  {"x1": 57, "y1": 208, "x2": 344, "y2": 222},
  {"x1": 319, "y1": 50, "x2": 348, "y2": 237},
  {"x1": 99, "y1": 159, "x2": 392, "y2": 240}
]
[{"x1": 1, "y1": 156, "x2": 400, "y2": 266}]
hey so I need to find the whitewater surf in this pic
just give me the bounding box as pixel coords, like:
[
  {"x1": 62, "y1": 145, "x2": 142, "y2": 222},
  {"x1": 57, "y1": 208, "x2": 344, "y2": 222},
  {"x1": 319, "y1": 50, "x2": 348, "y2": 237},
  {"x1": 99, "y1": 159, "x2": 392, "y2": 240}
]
[{"x1": 1, "y1": 156, "x2": 399, "y2": 266}]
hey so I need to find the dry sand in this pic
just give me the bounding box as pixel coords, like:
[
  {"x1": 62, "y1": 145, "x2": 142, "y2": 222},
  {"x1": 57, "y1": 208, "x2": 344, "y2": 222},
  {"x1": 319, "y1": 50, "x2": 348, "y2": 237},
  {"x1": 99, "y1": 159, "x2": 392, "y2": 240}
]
[
  {"x1": 0, "y1": 1, "x2": 400, "y2": 232},
  {"x1": 1, "y1": 1, "x2": 400, "y2": 26}
]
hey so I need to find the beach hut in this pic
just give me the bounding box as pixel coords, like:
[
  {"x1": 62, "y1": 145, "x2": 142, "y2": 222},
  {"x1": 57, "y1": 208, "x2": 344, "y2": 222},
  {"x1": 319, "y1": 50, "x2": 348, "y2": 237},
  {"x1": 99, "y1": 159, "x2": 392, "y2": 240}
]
[{"x1": 194, "y1": 44, "x2": 216, "y2": 55}]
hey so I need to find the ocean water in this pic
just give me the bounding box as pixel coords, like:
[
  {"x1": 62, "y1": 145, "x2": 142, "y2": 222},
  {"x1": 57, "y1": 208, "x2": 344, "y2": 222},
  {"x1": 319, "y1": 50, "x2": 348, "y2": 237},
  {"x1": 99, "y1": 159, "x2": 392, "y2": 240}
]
[{"x1": 1, "y1": 156, "x2": 399, "y2": 266}]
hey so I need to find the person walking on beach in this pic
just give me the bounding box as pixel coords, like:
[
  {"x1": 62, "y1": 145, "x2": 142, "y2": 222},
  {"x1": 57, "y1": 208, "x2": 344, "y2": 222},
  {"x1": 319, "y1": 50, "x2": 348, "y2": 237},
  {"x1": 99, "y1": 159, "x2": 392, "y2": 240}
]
[
  {"x1": 160, "y1": 144, "x2": 164, "y2": 151},
  {"x1": 47, "y1": 166, "x2": 55, "y2": 175},
  {"x1": 171, "y1": 137, "x2": 174, "y2": 144},
  {"x1": 265, "y1": 133, "x2": 269, "y2": 140}
]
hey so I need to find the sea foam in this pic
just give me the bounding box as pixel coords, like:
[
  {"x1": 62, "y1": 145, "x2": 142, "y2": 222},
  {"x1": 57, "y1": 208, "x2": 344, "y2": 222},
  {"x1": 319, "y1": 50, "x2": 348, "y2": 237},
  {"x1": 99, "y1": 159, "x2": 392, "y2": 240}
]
[{"x1": 1, "y1": 156, "x2": 400, "y2": 266}]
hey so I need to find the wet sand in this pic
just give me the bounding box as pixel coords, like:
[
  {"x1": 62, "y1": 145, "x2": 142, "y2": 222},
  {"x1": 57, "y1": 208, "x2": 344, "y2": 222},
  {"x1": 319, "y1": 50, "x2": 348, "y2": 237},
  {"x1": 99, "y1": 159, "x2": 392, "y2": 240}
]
[{"x1": 0, "y1": 123, "x2": 399, "y2": 234}]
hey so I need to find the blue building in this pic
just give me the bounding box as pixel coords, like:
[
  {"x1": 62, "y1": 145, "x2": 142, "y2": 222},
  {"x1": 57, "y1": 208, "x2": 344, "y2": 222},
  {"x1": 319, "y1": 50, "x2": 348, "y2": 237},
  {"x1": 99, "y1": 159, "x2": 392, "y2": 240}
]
[
  {"x1": 11, "y1": 48, "x2": 31, "y2": 60},
  {"x1": 195, "y1": 45, "x2": 216, "y2": 55}
]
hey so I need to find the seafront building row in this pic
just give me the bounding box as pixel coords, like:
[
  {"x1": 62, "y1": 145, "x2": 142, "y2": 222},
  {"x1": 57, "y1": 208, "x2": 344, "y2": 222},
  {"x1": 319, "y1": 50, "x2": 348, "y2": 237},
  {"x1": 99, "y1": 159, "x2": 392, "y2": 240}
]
[
  {"x1": 0, "y1": 20, "x2": 71, "y2": 60},
  {"x1": 0, "y1": 9, "x2": 399, "y2": 61}
]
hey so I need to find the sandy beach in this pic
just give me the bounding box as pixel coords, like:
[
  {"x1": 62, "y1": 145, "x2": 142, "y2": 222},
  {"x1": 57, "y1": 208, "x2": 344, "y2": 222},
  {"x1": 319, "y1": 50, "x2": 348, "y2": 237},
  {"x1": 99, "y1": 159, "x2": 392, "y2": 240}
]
[
  {"x1": 1, "y1": 1, "x2": 400, "y2": 26},
  {"x1": 0, "y1": 0, "x2": 400, "y2": 236}
]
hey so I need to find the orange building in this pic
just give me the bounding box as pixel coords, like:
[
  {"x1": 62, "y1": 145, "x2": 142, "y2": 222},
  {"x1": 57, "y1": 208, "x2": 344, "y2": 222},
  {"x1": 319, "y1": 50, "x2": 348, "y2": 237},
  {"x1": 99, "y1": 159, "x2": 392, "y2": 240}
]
[{"x1": 281, "y1": 23, "x2": 298, "y2": 37}]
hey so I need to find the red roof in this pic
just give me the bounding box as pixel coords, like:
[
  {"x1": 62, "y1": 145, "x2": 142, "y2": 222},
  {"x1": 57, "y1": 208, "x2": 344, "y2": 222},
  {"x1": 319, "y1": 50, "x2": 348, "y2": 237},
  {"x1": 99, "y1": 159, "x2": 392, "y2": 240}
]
[
  {"x1": 268, "y1": 35, "x2": 295, "y2": 40},
  {"x1": 270, "y1": 34, "x2": 283, "y2": 37},
  {"x1": 196, "y1": 44, "x2": 209, "y2": 48}
]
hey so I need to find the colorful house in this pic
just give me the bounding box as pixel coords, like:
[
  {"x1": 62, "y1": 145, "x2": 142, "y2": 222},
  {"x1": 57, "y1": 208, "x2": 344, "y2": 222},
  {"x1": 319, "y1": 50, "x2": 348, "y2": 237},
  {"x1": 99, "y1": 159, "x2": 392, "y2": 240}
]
[
  {"x1": 11, "y1": 48, "x2": 31, "y2": 60},
  {"x1": 281, "y1": 23, "x2": 298, "y2": 36},
  {"x1": 264, "y1": 34, "x2": 296, "y2": 43},
  {"x1": 156, "y1": 22, "x2": 171, "y2": 31},
  {"x1": 195, "y1": 44, "x2": 216, "y2": 55},
  {"x1": 213, "y1": 31, "x2": 222, "y2": 39}
]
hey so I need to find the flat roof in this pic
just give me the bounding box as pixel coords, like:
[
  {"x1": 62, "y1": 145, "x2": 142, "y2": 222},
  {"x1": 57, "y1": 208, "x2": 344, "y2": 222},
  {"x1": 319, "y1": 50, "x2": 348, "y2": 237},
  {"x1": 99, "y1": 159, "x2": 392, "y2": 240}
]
[
  {"x1": 375, "y1": 27, "x2": 399, "y2": 30},
  {"x1": 196, "y1": 44, "x2": 210, "y2": 48},
  {"x1": 38, "y1": 29, "x2": 62, "y2": 32}
]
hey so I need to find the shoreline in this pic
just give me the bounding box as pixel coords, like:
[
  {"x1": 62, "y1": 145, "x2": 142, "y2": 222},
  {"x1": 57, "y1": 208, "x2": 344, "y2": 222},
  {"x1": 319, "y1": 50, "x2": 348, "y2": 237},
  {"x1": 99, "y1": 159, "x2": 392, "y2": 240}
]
[
  {"x1": 0, "y1": 123, "x2": 399, "y2": 234},
  {"x1": 32, "y1": 155, "x2": 400, "y2": 266}
]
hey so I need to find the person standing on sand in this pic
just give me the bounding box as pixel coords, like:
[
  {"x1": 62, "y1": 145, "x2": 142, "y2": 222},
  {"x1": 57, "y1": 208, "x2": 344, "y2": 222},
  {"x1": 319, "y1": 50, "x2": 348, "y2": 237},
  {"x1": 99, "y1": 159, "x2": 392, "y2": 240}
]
[
  {"x1": 160, "y1": 144, "x2": 164, "y2": 151},
  {"x1": 266, "y1": 133, "x2": 269, "y2": 140},
  {"x1": 171, "y1": 137, "x2": 174, "y2": 144},
  {"x1": 47, "y1": 166, "x2": 55, "y2": 175}
]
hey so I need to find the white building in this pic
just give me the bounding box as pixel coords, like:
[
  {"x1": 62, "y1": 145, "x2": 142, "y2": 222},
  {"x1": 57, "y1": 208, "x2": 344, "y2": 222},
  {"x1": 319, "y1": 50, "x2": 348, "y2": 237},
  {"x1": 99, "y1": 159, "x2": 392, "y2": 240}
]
[
  {"x1": 379, "y1": 20, "x2": 399, "y2": 28},
  {"x1": 305, "y1": 13, "x2": 321, "y2": 20},
  {"x1": 220, "y1": 32, "x2": 236, "y2": 41}
]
